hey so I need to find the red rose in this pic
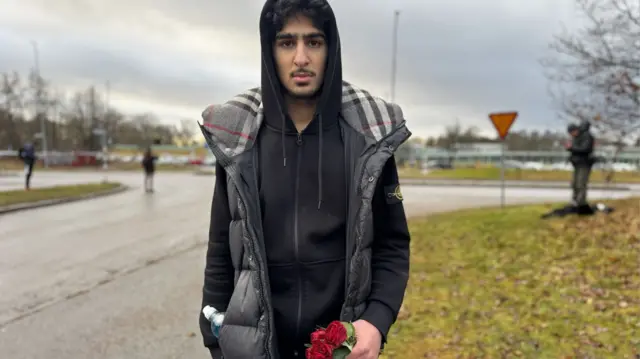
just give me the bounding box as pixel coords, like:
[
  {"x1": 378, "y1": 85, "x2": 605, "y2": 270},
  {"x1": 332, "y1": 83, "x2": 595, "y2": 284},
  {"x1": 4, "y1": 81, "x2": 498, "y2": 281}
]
[
  {"x1": 310, "y1": 329, "x2": 326, "y2": 344},
  {"x1": 324, "y1": 321, "x2": 348, "y2": 347},
  {"x1": 306, "y1": 342, "x2": 333, "y2": 359}
]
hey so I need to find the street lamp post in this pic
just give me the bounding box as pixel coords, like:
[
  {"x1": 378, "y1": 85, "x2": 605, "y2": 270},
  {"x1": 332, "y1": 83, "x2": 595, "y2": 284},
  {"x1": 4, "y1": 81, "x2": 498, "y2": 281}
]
[
  {"x1": 390, "y1": 10, "x2": 400, "y2": 103},
  {"x1": 103, "y1": 81, "x2": 110, "y2": 174},
  {"x1": 93, "y1": 81, "x2": 111, "y2": 183},
  {"x1": 31, "y1": 40, "x2": 48, "y2": 167}
]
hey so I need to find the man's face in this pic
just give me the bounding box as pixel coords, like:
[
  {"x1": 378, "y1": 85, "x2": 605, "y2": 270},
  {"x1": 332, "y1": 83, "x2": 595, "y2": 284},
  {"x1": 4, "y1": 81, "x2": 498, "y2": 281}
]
[
  {"x1": 273, "y1": 15, "x2": 327, "y2": 100},
  {"x1": 570, "y1": 129, "x2": 579, "y2": 137}
]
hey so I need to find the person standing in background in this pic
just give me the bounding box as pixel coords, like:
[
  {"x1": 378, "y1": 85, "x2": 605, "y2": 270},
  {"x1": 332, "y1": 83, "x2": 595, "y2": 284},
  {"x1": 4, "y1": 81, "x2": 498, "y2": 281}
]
[
  {"x1": 141, "y1": 146, "x2": 158, "y2": 193},
  {"x1": 565, "y1": 121, "x2": 596, "y2": 209},
  {"x1": 18, "y1": 142, "x2": 37, "y2": 190}
]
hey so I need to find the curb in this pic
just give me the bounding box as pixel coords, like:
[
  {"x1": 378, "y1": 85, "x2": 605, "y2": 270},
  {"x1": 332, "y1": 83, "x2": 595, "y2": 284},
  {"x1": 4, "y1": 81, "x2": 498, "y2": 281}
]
[
  {"x1": 399, "y1": 179, "x2": 631, "y2": 191},
  {"x1": 0, "y1": 184, "x2": 130, "y2": 215}
]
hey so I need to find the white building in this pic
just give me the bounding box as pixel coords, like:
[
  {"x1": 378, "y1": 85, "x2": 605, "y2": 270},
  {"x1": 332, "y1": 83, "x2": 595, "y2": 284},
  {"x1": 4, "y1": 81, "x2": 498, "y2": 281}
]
[{"x1": 409, "y1": 143, "x2": 640, "y2": 166}]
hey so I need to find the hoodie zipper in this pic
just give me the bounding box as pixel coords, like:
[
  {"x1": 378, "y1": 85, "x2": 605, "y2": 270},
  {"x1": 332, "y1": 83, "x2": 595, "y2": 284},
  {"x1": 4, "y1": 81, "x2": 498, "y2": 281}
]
[{"x1": 294, "y1": 131, "x2": 303, "y2": 341}]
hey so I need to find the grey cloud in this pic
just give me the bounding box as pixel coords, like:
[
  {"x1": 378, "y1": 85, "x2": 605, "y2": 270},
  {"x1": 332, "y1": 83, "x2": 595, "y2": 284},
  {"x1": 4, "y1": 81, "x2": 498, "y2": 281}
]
[
  {"x1": 0, "y1": 26, "x2": 258, "y2": 112},
  {"x1": 336, "y1": 2, "x2": 568, "y2": 126},
  {"x1": 42, "y1": 42, "x2": 250, "y2": 108},
  {"x1": 1, "y1": 0, "x2": 580, "y2": 135}
]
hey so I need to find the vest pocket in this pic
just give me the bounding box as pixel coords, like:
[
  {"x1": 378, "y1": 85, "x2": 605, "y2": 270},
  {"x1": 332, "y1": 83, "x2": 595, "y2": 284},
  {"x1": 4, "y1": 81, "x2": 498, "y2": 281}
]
[
  {"x1": 223, "y1": 270, "x2": 262, "y2": 328},
  {"x1": 218, "y1": 269, "x2": 266, "y2": 357},
  {"x1": 219, "y1": 323, "x2": 268, "y2": 358}
]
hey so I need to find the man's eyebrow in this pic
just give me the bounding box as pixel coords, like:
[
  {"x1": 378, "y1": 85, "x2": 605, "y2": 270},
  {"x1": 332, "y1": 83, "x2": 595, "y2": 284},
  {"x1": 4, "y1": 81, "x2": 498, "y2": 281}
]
[
  {"x1": 304, "y1": 32, "x2": 325, "y2": 39},
  {"x1": 275, "y1": 32, "x2": 325, "y2": 40}
]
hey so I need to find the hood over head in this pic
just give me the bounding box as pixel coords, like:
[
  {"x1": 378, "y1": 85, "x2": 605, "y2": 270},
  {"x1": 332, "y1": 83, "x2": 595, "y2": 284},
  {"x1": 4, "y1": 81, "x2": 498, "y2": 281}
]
[
  {"x1": 578, "y1": 120, "x2": 591, "y2": 132},
  {"x1": 259, "y1": 0, "x2": 342, "y2": 133},
  {"x1": 259, "y1": 0, "x2": 343, "y2": 208},
  {"x1": 568, "y1": 120, "x2": 591, "y2": 134}
]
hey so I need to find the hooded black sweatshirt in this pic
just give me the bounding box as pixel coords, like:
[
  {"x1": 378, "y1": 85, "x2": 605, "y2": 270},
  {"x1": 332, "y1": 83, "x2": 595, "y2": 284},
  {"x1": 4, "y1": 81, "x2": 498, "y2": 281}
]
[{"x1": 257, "y1": 1, "x2": 348, "y2": 356}]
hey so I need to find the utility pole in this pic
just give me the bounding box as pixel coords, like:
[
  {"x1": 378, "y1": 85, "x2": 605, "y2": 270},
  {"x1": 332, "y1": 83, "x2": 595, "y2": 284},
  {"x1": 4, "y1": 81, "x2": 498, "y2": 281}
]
[
  {"x1": 31, "y1": 40, "x2": 48, "y2": 167},
  {"x1": 390, "y1": 10, "x2": 400, "y2": 103},
  {"x1": 52, "y1": 88, "x2": 59, "y2": 150},
  {"x1": 93, "y1": 81, "x2": 110, "y2": 182},
  {"x1": 103, "y1": 81, "x2": 110, "y2": 176}
]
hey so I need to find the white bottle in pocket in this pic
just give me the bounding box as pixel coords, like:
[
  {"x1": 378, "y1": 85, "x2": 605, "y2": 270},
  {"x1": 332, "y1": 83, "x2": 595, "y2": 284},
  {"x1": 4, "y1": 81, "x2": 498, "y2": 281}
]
[{"x1": 202, "y1": 305, "x2": 225, "y2": 338}]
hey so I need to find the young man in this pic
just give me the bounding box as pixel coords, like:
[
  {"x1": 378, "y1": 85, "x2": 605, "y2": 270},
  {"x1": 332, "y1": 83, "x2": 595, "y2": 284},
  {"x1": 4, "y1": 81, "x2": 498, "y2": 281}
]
[
  {"x1": 565, "y1": 121, "x2": 595, "y2": 208},
  {"x1": 198, "y1": 1, "x2": 411, "y2": 358}
]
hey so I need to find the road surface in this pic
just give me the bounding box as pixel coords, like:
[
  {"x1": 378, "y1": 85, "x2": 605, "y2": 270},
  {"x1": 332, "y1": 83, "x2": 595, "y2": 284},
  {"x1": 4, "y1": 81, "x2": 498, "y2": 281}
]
[{"x1": 0, "y1": 171, "x2": 633, "y2": 358}]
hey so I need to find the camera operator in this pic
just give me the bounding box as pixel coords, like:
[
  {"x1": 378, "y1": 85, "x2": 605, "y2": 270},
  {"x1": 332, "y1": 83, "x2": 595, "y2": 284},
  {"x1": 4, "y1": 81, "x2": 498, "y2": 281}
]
[{"x1": 565, "y1": 121, "x2": 596, "y2": 209}]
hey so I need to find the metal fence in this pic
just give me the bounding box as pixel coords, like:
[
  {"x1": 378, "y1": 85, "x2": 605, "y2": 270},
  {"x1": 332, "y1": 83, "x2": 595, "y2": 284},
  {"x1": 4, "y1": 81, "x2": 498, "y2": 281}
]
[{"x1": 412, "y1": 148, "x2": 640, "y2": 166}]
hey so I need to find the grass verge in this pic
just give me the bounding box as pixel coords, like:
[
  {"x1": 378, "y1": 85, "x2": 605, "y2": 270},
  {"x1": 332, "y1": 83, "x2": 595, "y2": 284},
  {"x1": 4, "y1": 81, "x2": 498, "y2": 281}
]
[
  {"x1": 400, "y1": 167, "x2": 640, "y2": 183},
  {"x1": 0, "y1": 182, "x2": 122, "y2": 207},
  {"x1": 383, "y1": 197, "x2": 640, "y2": 358}
]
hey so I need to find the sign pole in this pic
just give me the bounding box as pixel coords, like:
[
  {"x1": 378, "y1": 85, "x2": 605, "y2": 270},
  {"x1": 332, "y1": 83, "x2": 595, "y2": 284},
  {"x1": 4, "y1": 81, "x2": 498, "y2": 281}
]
[
  {"x1": 500, "y1": 139, "x2": 505, "y2": 208},
  {"x1": 488, "y1": 111, "x2": 518, "y2": 209}
]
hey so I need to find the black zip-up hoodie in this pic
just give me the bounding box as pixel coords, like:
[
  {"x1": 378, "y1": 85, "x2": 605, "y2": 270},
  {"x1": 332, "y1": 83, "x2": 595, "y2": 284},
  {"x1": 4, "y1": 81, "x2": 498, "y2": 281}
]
[{"x1": 257, "y1": 1, "x2": 347, "y2": 356}]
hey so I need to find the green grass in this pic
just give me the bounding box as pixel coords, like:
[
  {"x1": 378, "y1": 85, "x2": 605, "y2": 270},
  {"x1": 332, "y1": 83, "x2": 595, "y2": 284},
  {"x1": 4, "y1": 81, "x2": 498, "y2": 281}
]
[
  {"x1": 0, "y1": 182, "x2": 122, "y2": 207},
  {"x1": 399, "y1": 166, "x2": 640, "y2": 183},
  {"x1": 382, "y1": 197, "x2": 640, "y2": 358}
]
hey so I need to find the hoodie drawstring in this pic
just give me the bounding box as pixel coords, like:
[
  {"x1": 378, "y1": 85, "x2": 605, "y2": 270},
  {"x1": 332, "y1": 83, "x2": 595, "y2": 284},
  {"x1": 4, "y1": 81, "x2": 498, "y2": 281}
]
[
  {"x1": 281, "y1": 114, "x2": 287, "y2": 167},
  {"x1": 279, "y1": 113, "x2": 324, "y2": 209},
  {"x1": 279, "y1": 112, "x2": 322, "y2": 209}
]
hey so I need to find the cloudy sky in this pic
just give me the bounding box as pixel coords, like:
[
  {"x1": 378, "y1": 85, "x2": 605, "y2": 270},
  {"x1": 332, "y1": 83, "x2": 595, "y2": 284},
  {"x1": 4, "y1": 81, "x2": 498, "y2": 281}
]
[{"x1": 0, "y1": 0, "x2": 583, "y2": 138}]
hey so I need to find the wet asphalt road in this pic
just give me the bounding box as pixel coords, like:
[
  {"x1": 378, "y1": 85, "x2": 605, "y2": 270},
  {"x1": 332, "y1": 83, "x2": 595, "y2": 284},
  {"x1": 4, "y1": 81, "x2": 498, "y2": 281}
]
[{"x1": 0, "y1": 171, "x2": 634, "y2": 358}]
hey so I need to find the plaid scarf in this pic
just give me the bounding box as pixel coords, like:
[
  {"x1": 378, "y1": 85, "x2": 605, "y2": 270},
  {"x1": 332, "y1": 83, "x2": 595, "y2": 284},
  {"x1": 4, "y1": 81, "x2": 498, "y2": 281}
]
[{"x1": 200, "y1": 81, "x2": 405, "y2": 158}]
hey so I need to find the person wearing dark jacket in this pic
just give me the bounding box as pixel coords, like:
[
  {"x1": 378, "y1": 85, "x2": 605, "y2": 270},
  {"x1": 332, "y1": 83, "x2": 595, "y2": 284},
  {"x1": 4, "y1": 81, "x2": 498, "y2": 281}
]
[
  {"x1": 17, "y1": 142, "x2": 36, "y2": 190},
  {"x1": 141, "y1": 147, "x2": 157, "y2": 192},
  {"x1": 565, "y1": 121, "x2": 595, "y2": 207},
  {"x1": 197, "y1": 1, "x2": 411, "y2": 358}
]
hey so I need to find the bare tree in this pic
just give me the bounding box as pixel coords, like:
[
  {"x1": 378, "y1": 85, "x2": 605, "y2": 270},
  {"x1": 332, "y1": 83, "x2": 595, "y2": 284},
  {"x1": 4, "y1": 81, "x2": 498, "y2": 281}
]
[
  {"x1": 542, "y1": 0, "x2": 640, "y2": 182},
  {"x1": 176, "y1": 118, "x2": 196, "y2": 146},
  {"x1": 0, "y1": 68, "x2": 199, "y2": 151},
  {"x1": 62, "y1": 88, "x2": 96, "y2": 150},
  {"x1": 103, "y1": 106, "x2": 123, "y2": 149},
  {"x1": 458, "y1": 125, "x2": 481, "y2": 143},
  {"x1": 27, "y1": 68, "x2": 57, "y2": 154},
  {"x1": 439, "y1": 119, "x2": 464, "y2": 164},
  {"x1": 542, "y1": 0, "x2": 640, "y2": 154},
  {"x1": 0, "y1": 72, "x2": 26, "y2": 148}
]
